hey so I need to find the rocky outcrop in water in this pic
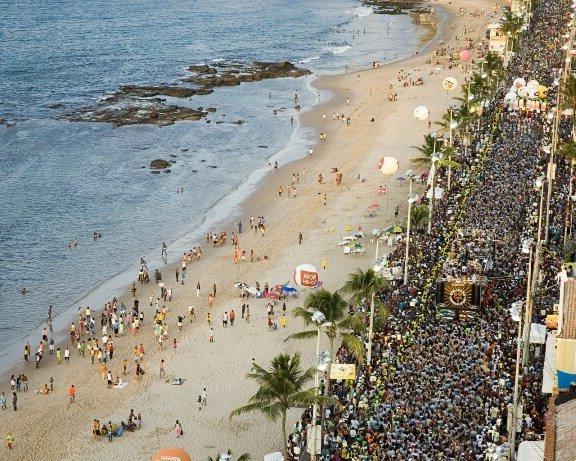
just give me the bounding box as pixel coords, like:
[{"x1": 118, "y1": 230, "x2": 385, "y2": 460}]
[
  {"x1": 363, "y1": 0, "x2": 424, "y2": 14},
  {"x1": 64, "y1": 60, "x2": 309, "y2": 127},
  {"x1": 182, "y1": 61, "x2": 311, "y2": 88},
  {"x1": 66, "y1": 102, "x2": 207, "y2": 127},
  {"x1": 150, "y1": 159, "x2": 171, "y2": 169}
]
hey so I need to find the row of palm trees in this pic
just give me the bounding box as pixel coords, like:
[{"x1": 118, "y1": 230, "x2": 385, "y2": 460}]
[
  {"x1": 228, "y1": 30, "x2": 510, "y2": 461},
  {"x1": 411, "y1": 51, "x2": 504, "y2": 233},
  {"x1": 230, "y1": 268, "x2": 386, "y2": 458}
]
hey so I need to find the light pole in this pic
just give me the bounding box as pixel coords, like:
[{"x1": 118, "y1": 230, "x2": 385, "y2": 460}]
[
  {"x1": 366, "y1": 292, "x2": 375, "y2": 366},
  {"x1": 510, "y1": 238, "x2": 533, "y2": 460},
  {"x1": 522, "y1": 176, "x2": 545, "y2": 366},
  {"x1": 309, "y1": 311, "x2": 325, "y2": 461},
  {"x1": 447, "y1": 109, "x2": 458, "y2": 191},
  {"x1": 403, "y1": 194, "x2": 418, "y2": 285},
  {"x1": 427, "y1": 134, "x2": 439, "y2": 235}
]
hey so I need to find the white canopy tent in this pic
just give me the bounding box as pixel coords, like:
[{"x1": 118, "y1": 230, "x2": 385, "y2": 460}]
[{"x1": 517, "y1": 441, "x2": 544, "y2": 461}]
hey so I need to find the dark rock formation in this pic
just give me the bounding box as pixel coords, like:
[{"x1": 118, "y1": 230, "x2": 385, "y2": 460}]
[
  {"x1": 150, "y1": 159, "x2": 171, "y2": 169},
  {"x1": 363, "y1": 0, "x2": 423, "y2": 14},
  {"x1": 182, "y1": 61, "x2": 311, "y2": 89},
  {"x1": 66, "y1": 103, "x2": 207, "y2": 127}
]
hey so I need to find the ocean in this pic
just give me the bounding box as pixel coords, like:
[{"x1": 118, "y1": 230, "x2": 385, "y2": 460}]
[{"x1": 0, "y1": 0, "x2": 432, "y2": 359}]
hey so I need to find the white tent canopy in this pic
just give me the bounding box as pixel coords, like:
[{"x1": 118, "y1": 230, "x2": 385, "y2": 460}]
[{"x1": 517, "y1": 441, "x2": 544, "y2": 461}]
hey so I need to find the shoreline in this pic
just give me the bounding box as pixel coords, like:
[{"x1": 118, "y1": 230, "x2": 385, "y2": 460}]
[
  {"x1": 0, "y1": 5, "x2": 443, "y2": 374},
  {"x1": 0, "y1": 1, "x2": 502, "y2": 459}
]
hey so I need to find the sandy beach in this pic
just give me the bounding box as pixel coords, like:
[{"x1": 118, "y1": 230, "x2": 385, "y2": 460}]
[{"x1": 0, "y1": 1, "x2": 502, "y2": 459}]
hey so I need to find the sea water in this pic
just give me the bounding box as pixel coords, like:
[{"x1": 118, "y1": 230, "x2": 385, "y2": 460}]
[{"x1": 0, "y1": 0, "x2": 432, "y2": 357}]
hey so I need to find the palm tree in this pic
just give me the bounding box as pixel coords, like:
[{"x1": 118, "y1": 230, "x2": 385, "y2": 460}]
[
  {"x1": 208, "y1": 450, "x2": 251, "y2": 461},
  {"x1": 230, "y1": 353, "x2": 320, "y2": 459},
  {"x1": 342, "y1": 268, "x2": 387, "y2": 364},
  {"x1": 468, "y1": 72, "x2": 491, "y2": 101},
  {"x1": 410, "y1": 204, "x2": 429, "y2": 230},
  {"x1": 563, "y1": 238, "x2": 576, "y2": 263},
  {"x1": 500, "y1": 9, "x2": 524, "y2": 51},
  {"x1": 412, "y1": 140, "x2": 460, "y2": 232},
  {"x1": 482, "y1": 52, "x2": 504, "y2": 89},
  {"x1": 411, "y1": 133, "x2": 443, "y2": 168},
  {"x1": 562, "y1": 74, "x2": 576, "y2": 138},
  {"x1": 563, "y1": 74, "x2": 576, "y2": 112},
  {"x1": 287, "y1": 289, "x2": 366, "y2": 363}
]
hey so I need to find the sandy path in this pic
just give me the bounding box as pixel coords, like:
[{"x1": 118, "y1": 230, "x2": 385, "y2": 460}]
[{"x1": 0, "y1": 1, "x2": 501, "y2": 459}]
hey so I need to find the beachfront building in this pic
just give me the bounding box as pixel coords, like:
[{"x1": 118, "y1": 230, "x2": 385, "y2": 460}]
[
  {"x1": 556, "y1": 278, "x2": 576, "y2": 390},
  {"x1": 488, "y1": 23, "x2": 508, "y2": 56}
]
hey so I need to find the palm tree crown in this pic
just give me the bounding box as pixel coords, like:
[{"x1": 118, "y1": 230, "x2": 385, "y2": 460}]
[
  {"x1": 288, "y1": 289, "x2": 366, "y2": 361},
  {"x1": 230, "y1": 353, "x2": 319, "y2": 458}
]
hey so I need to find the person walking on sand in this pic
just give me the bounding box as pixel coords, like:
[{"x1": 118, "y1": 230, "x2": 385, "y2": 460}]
[
  {"x1": 212, "y1": 283, "x2": 217, "y2": 298},
  {"x1": 160, "y1": 359, "x2": 166, "y2": 379},
  {"x1": 161, "y1": 242, "x2": 168, "y2": 258},
  {"x1": 298, "y1": 232, "x2": 303, "y2": 245},
  {"x1": 12, "y1": 392, "x2": 17, "y2": 411},
  {"x1": 209, "y1": 327, "x2": 214, "y2": 342},
  {"x1": 173, "y1": 420, "x2": 183, "y2": 438},
  {"x1": 64, "y1": 346, "x2": 70, "y2": 364},
  {"x1": 0, "y1": 392, "x2": 6, "y2": 410},
  {"x1": 201, "y1": 388, "x2": 207, "y2": 406},
  {"x1": 196, "y1": 281, "x2": 200, "y2": 298},
  {"x1": 222, "y1": 311, "x2": 228, "y2": 327},
  {"x1": 68, "y1": 385, "x2": 76, "y2": 403},
  {"x1": 229, "y1": 309, "x2": 235, "y2": 326}
]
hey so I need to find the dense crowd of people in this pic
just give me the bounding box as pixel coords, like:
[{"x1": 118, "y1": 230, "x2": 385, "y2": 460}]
[{"x1": 289, "y1": 0, "x2": 574, "y2": 459}]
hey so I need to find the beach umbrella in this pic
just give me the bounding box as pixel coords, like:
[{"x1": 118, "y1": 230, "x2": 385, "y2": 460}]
[
  {"x1": 378, "y1": 156, "x2": 399, "y2": 176},
  {"x1": 368, "y1": 202, "x2": 380, "y2": 210},
  {"x1": 281, "y1": 284, "x2": 298, "y2": 293},
  {"x1": 459, "y1": 49, "x2": 472, "y2": 61},
  {"x1": 294, "y1": 264, "x2": 320, "y2": 288},
  {"x1": 152, "y1": 448, "x2": 191, "y2": 461},
  {"x1": 527, "y1": 79, "x2": 539, "y2": 90},
  {"x1": 264, "y1": 453, "x2": 284, "y2": 461},
  {"x1": 234, "y1": 282, "x2": 247, "y2": 289},
  {"x1": 395, "y1": 176, "x2": 406, "y2": 182}
]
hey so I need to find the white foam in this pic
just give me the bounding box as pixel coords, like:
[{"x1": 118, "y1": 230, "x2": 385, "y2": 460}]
[
  {"x1": 352, "y1": 5, "x2": 373, "y2": 17},
  {"x1": 330, "y1": 45, "x2": 352, "y2": 55},
  {"x1": 299, "y1": 55, "x2": 321, "y2": 64}
]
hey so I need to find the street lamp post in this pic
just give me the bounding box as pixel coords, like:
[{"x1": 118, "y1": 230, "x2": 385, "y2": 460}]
[
  {"x1": 510, "y1": 239, "x2": 533, "y2": 460},
  {"x1": 309, "y1": 311, "x2": 325, "y2": 461},
  {"x1": 427, "y1": 136, "x2": 439, "y2": 235},
  {"x1": 403, "y1": 194, "x2": 418, "y2": 285},
  {"x1": 366, "y1": 292, "x2": 376, "y2": 366},
  {"x1": 522, "y1": 177, "x2": 544, "y2": 366}
]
